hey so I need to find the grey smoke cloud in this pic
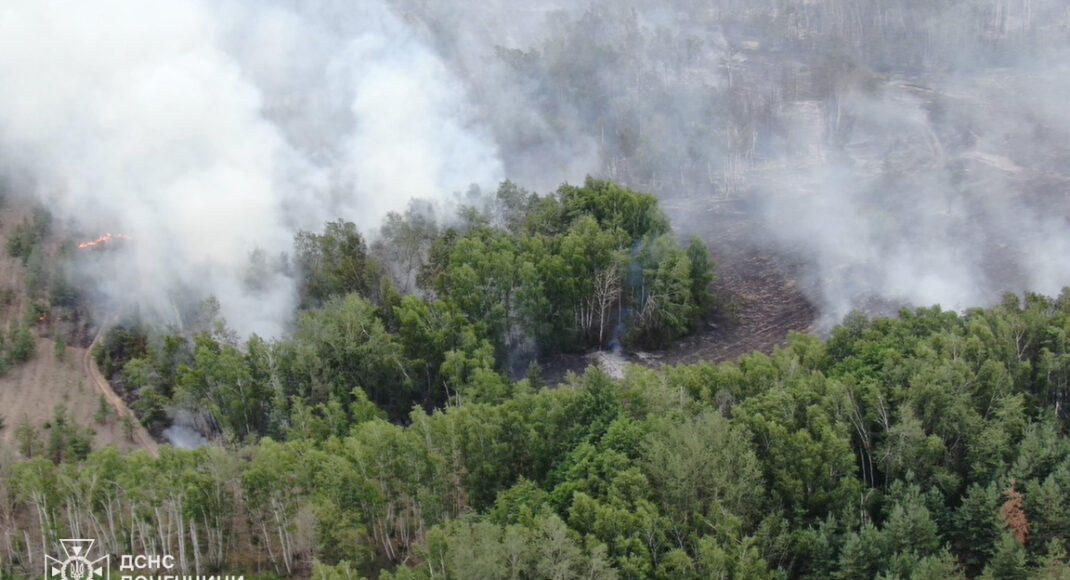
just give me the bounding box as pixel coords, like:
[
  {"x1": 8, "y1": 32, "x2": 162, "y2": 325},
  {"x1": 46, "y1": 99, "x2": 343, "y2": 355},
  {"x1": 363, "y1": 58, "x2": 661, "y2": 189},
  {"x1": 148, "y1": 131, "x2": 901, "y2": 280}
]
[
  {"x1": 0, "y1": 0, "x2": 502, "y2": 337},
  {"x1": 3, "y1": 0, "x2": 1070, "y2": 338},
  {"x1": 398, "y1": 0, "x2": 1070, "y2": 328}
]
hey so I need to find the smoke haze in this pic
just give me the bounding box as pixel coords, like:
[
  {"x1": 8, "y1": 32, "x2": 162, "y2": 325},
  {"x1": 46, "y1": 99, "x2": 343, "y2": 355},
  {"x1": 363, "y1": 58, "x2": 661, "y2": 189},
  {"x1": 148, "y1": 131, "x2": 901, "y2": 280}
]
[
  {"x1": 0, "y1": 0, "x2": 504, "y2": 337},
  {"x1": 2, "y1": 0, "x2": 1070, "y2": 335}
]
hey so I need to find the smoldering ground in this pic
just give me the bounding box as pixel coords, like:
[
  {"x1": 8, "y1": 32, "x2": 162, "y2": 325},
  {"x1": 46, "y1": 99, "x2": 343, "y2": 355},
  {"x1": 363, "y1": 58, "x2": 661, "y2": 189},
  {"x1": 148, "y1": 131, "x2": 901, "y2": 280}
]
[{"x1": 2, "y1": 0, "x2": 1070, "y2": 337}]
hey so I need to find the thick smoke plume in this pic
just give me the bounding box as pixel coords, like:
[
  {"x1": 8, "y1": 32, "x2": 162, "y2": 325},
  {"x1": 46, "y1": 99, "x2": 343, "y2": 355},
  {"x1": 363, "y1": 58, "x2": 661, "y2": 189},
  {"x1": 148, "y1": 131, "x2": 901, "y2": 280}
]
[
  {"x1": 399, "y1": 0, "x2": 1070, "y2": 327},
  {"x1": 0, "y1": 0, "x2": 502, "y2": 337},
  {"x1": 3, "y1": 0, "x2": 1070, "y2": 336}
]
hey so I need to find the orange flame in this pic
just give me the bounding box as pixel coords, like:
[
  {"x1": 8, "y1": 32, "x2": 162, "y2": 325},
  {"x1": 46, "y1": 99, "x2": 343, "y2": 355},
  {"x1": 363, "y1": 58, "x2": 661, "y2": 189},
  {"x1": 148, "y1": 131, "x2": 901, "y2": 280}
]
[
  {"x1": 37, "y1": 313, "x2": 47, "y2": 322},
  {"x1": 78, "y1": 233, "x2": 131, "y2": 250}
]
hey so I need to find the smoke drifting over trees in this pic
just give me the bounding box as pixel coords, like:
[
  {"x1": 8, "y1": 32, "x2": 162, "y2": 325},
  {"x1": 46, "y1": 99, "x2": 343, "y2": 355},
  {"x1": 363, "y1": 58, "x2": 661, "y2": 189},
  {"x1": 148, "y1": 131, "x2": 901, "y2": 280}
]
[
  {"x1": 2, "y1": 0, "x2": 1070, "y2": 334},
  {"x1": 408, "y1": 0, "x2": 1070, "y2": 326},
  {"x1": 0, "y1": 0, "x2": 503, "y2": 336}
]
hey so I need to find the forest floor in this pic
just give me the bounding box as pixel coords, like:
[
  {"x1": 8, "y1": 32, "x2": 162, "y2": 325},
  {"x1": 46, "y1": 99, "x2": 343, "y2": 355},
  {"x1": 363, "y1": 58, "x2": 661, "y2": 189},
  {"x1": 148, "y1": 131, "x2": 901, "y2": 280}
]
[
  {"x1": 82, "y1": 327, "x2": 158, "y2": 455},
  {"x1": 654, "y1": 249, "x2": 816, "y2": 366},
  {"x1": 539, "y1": 249, "x2": 817, "y2": 385},
  {"x1": 540, "y1": 191, "x2": 818, "y2": 384},
  {"x1": 0, "y1": 201, "x2": 154, "y2": 454},
  {"x1": 659, "y1": 187, "x2": 819, "y2": 364},
  {"x1": 0, "y1": 340, "x2": 143, "y2": 452}
]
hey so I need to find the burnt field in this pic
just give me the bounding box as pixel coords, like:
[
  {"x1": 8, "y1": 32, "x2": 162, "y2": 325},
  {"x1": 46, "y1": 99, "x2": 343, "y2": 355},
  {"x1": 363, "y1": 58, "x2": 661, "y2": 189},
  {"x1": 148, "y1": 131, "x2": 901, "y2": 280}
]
[
  {"x1": 539, "y1": 254, "x2": 816, "y2": 384},
  {"x1": 659, "y1": 248, "x2": 816, "y2": 366}
]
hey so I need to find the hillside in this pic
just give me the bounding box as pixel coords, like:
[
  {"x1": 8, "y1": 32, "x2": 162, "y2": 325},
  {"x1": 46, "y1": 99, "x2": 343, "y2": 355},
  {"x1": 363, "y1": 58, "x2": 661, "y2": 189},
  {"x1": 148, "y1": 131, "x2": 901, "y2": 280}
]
[
  {"x1": 0, "y1": 199, "x2": 154, "y2": 455},
  {"x1": 2, "y1": 287, "x2": 1069, "y2": 579},
  {"x1": 2, "y1": 1, "x2": 1070, "y2": 578}
]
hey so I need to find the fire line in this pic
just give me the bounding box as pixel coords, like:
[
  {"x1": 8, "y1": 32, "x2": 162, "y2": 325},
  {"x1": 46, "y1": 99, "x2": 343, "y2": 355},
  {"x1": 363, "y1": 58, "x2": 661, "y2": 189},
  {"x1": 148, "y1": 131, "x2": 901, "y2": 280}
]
[{"x1": 78, "y1": 233, "x2": 130, "y2": 250}]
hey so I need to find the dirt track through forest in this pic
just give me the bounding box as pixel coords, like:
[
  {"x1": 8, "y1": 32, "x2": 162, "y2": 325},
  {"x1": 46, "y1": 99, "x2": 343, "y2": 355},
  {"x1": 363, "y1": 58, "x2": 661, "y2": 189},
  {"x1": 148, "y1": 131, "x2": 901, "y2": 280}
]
[
  {"x1": 83, "y1": 327, "x2": 159, "y2": 457},
  {"x1": 0, "y1": 203, "x2": 153, "y2": 454}
]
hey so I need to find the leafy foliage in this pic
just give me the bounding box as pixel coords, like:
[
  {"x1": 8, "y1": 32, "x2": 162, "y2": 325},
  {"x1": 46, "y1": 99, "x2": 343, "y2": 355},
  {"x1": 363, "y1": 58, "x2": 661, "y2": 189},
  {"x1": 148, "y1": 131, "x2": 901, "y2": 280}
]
[
  {"x1": 294, "y1": 218, "x2": 382, "y2": 308},
  {"x1": 9, "y1": 182, "x2": 1070, "y2": 579}
]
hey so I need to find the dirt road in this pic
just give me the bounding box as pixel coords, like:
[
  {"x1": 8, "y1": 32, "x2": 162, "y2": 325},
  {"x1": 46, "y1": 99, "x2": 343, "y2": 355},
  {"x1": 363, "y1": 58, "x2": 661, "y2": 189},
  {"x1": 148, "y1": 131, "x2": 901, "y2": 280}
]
[{"x1": 83, "y1": 329, "x2": 159, "y2": 457}]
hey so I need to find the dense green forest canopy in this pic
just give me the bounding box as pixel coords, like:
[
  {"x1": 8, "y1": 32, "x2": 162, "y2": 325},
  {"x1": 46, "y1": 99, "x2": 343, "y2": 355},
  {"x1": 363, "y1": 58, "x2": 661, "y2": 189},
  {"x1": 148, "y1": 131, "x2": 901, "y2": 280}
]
[
  {"x1": 2, "y1": 180, "x2": 1070, "y2": 579},
  {"x1": 91, "y1": 178, "x2": 715, "y2": 431},
  {"x1": 4, "y1": 290, "x2": 1070, "y2": 578}
]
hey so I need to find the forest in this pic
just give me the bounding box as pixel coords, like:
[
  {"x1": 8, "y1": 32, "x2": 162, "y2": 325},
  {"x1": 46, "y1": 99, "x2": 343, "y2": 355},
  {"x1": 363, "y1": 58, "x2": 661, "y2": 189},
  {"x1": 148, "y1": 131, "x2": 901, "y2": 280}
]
[
  {"x1": 0, "y1": 178, "x2": 1068, "y2": 579},
  {"x1": 2, "y1": 0, "x2": 1070, "y2": 577},
  {"x1": 85, "y1": 178, "x2": 714, "y2": 435}
]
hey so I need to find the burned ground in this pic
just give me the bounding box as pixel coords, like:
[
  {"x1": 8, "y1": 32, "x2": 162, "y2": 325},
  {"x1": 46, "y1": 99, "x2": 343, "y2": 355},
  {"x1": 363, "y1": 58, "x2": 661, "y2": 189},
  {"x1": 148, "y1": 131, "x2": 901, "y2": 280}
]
[{"x1": 540, "y1": 191, "x2": 819, "y2": 383}]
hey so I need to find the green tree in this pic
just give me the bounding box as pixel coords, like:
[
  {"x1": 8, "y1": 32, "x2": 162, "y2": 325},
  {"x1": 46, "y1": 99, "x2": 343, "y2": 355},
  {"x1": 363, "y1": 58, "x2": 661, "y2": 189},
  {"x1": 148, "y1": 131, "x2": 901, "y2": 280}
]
[
  {"x1": 242, "y1": 438, "x2": 317, "y2": 574},
  {"x1": 980, "y1": 531, "x2": 1029, "y2": 580},
  {"x1": 837, "y1": 523, "x2": 886, "y2": 579},
  {"x1": 53, "y1": 334, "x2": 67, "y2": 361},
  {"x1": 292, "y1": 294, "x2": 412, "y2": 420},
  {"x1": 910, "y1": 549, "x2": 967, "y2": 580},
  {"x1": 1036, "y1": 540, "x2": 1070, "y2": 579},
  {"x1": 736, "y1": 367, "x2": 860, "y2": 522},
  {"x1": 372, "y1": 201, "x2": 438, "y2": 294},
  {"x1": 532, "y1": 514, "x2": 585, "y2": 580},
  {"x1": 15, "y1": 415, "x2": 41, "y2": 457},
  {"x1": 954, "y1": 483, "x2": 1003, "y2": 576},
  {"x1": 641, "y1": 410, "x2": 764, "y2": 532},
  {"x1": 121, "y1": 413, "x2": 135, "y2": 442},
  {"x1": 7, "y1": 322, "x2": 35, "y2": 363},
  {"x1": 685, "y1": 235, "x2": 715, "y2": 313},
  {"x1": 558, "y1": 177, "x2": 668, "y2": 241},
  {"x1": 93, "y1": 395, "x2": 111, "y2": 425},
  {"x1": 631, "y1": 234, "x2": 697, "y2": 346},
  {"x1": 175, "y1": 335, "x2": 267, "y2": 438},
  {"x1": 295, "y1": 219, "x2": 381, "y2": 308}
]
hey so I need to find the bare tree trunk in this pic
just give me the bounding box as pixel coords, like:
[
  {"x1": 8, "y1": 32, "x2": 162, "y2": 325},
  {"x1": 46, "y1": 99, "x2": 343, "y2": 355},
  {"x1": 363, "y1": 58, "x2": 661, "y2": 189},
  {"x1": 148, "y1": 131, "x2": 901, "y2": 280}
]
[
  {"x1": 24, "y1": 530, "x2": 33, "y2": 571},
  {"x1": 190, "y1": 517, "x2": 202, "y2": 575},
  {"x1": 173, "y1": 498, "x2": 187, "y2": 572},
  {"x1": 32, "y1": 492, "x2": 50, "y2": 573},
  {"x1": 593, "y1": 267, "x2": 621, "y2": 346},
  {"x1": 103, "y1": 497, "x2": 118, "y2": 554},
  {"x1": 66, "y1": 503, "x2": 80, "y2": 540},
  {"x1": 215, "y1": 514, "x2": 225, "y2": 570},
  {"x1": 154, "y1": 506, "x2": 167, "y2": 558},
  {"x1": 260, "y1": 521, "x2": 279, "y2": 574},
  {"x1": 87, "y1": 512, "x2": 110, "y2": 555},
  {"x1": 271, "y1": 497, "x2": 292, "y2": 575}
]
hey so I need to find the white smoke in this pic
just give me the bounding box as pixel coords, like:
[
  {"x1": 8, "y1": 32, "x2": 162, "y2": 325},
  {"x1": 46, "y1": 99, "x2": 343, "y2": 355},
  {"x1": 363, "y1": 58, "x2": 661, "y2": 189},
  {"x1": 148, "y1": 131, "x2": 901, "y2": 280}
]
[
  {"x1": 757, "y1": 52, "x2": 1070, "y2": 327},
  {"x1": 394, "y1": 0, "x2": 1070, "y2": 328},
  {"x1": 0, "y1": 0, "x2": 502, "y2": 337},
  {"x1": 3, "y1": 0, "x2": 1070, "y2": 340},
  {"x1": 162, "y1": 410, "x2": 212, "y2": 450}
]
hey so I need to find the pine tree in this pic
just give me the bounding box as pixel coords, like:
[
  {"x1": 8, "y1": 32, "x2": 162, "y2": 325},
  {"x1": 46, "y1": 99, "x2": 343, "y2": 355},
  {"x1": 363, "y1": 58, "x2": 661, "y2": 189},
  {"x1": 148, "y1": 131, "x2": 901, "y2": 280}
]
[{"x1": 980, "y1": 531, "x2": 1029, "y2": 580}]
